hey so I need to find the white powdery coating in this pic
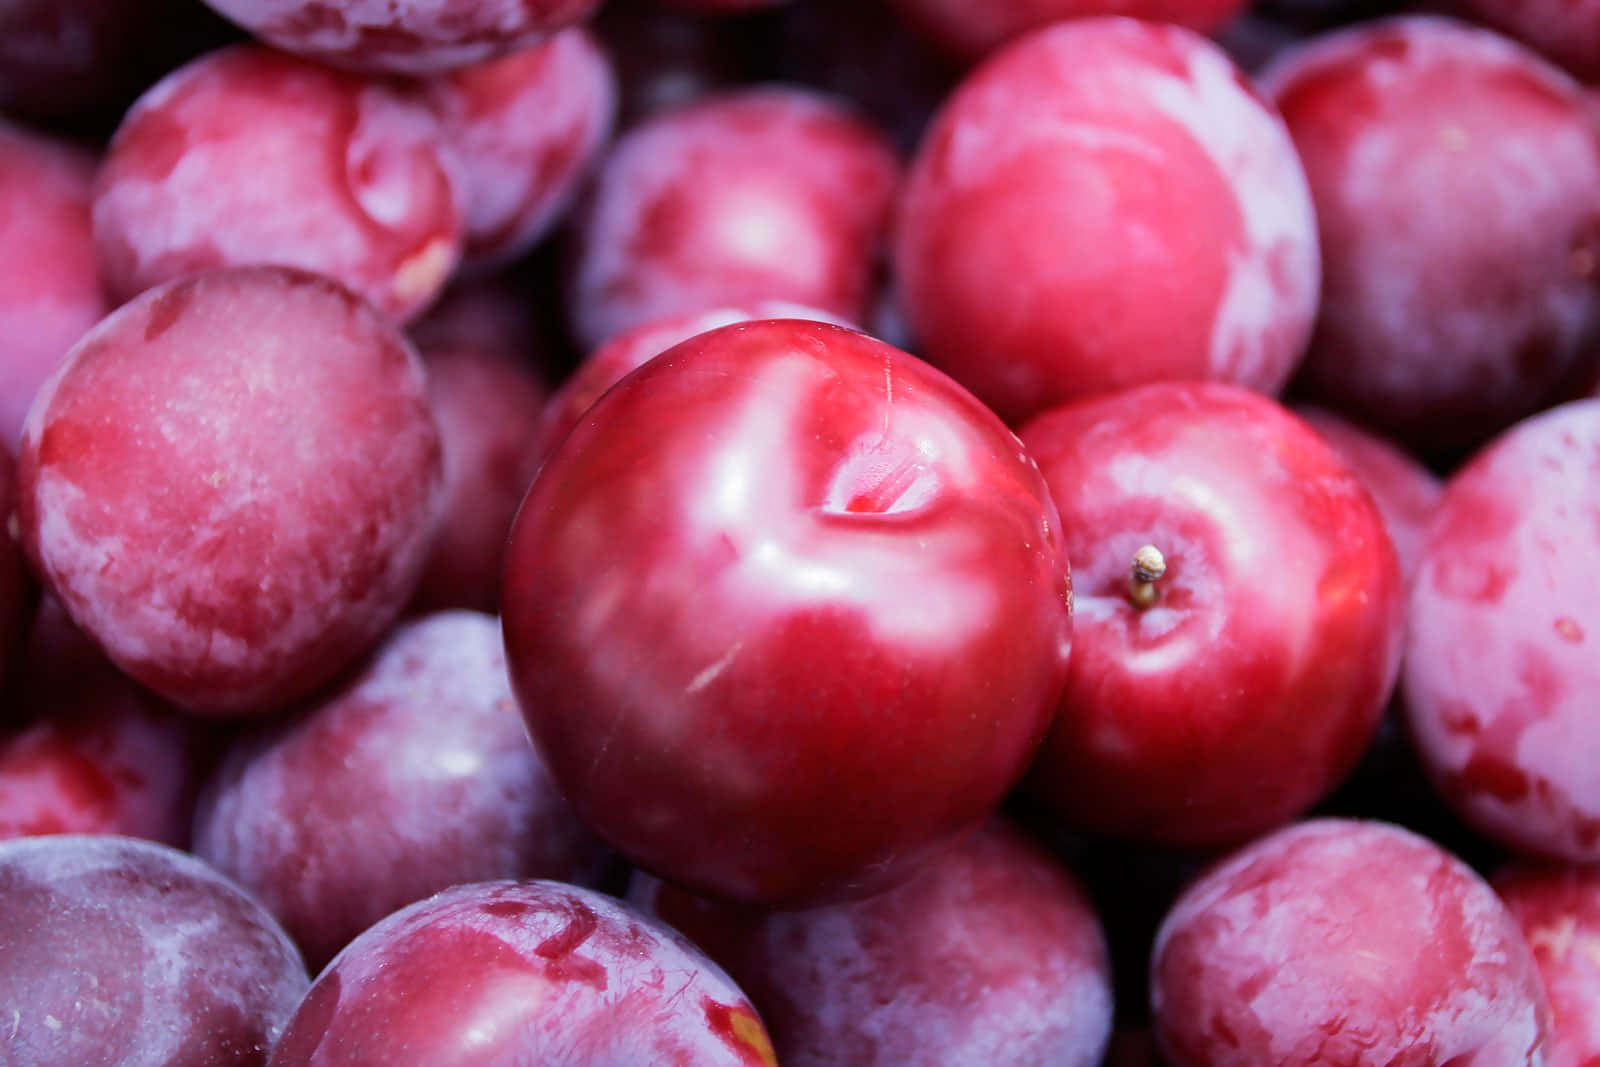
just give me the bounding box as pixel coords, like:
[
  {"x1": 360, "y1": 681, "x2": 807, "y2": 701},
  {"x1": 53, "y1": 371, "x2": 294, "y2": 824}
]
[
  {"x1": 437, "y1": 27, "x2": 617, "y2": 268},
  {"x1": 1153, "y1": 819, "x2": 1549, "y2": 1065},
  {"x1": 194, "y1": 611, "x2": 604, "y2": 963},
  {"x1": 203, "y1": 0, "x2": 595, "y2": 75},
  {"x1": 1405, "y1": 400, "x2": 1600, "y2": 859},
  {"x1": 1130, "y1": 32, "x2": 1320, "y2": 390},
  {"x1": 304, "y1": 881, "x2": 768, "y2": 1064},
  {"x1": 20, "y1": 268, "x2": 444, "y2": 715},
  {"x1": 567, "y1": 87, "x2": 899, "y2": 350},
  {"x1": 93, "y1": 47, "x2": 461, "y2": 322},
  {"x1": 0, "y1": 834, "x2": 307, "y2": 1067}
]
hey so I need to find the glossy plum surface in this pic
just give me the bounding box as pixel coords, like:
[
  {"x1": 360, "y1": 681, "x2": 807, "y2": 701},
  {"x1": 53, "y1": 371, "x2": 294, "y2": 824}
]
[
  {"x1": 198, "y1": 0, "x2": 600, "y2": 75},
  {"x1": 407, "y1": 282, "x2": 550, "y2": 613},
  {"x1": 1404, "y1": 399, "x2": 1600, "y2": 860},
  {"x1": 894, "y1": 17, "x2": 1320, "y2": 426},
  {"x1": 1296, "y1": 406, "x2": 1444, "y2": 585},
  {"x1": 1263, "y1": 16, "x2": 1600, "y2": 455},
  {"x1": 0, "y1": 122, "x2": 109, "y2": 453},
  {"x1": 1495, "y1": 862, "x2": 1600, "y2": 1066},
  {"x1": 19, "y1": 266, "x2": 443, "y2": 716},
  {"x1": 1152, "y1": 818, "x2": 1552, "y2": 1065},
  {"x1": 566, "y1": 86, "x2": 900, "y2": 350},
  {"x1": 502, "y1": 318, "x2": 1073, "y2": 905},
  {"x1": 1021, "y1": 383, "x2": 1404, "y2": 848},
  {"x1": 268, "y1": 880, "x2": 777, "y2": 1066},
  {"x1": 94, "y1": 45, "x2": 462, "y2": 323},
  {"x1": 533, "y1": 302, "x2": 850, "y2": 467},
  {"x1": 631, "y1": 819, "x2": 1113, "y2": 1066},
  {"x1": 429, "y1": 27, "x2": 616, "y2": 269},
  {"x1": 194, "y1": 611, "x2": 609, "y2": 969},
  {"x1": 0, "y1": 833, "x2": 308, "y2": 1066}
]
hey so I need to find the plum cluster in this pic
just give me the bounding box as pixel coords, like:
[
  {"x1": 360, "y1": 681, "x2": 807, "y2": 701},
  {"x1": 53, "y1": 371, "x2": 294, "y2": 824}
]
[{"x1": 2, "y1": 0, "x2": 1600, "y2": 1063}]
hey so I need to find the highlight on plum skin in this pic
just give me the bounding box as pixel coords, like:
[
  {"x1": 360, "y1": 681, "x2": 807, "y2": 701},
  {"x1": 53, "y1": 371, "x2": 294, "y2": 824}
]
[
  {"x1": 0, "y1": 121, "x2": 109, "y2": 455},
  {"x1": 629, "y1": 819, "x2": 1114, "y2": 1067},
  {"x1": 893, "y1": 16, "x2": 1320, "y2": 427},
  {"x1": 266, "y1": 880, "x2": 777, "y2": 1066},
  {"x1": 502, "y1": 318, "x2": 1073, "y2": 906},
  {"x1": 565, "y1": 85, "x2": 902, "y2": 351},
  {"x1": 1494, "y1": 862, "x2": 1600, "y2": 1066},
  {"x1": 1262, "y1": 15, "x2": 1600, "y2": 456},
  {"x1": 18, "y1": 265, "x2": 444, "y2": 717},
  {"x1": 193, "y1": 611, "x2": 610, "y2": 971},
  {"x1": 427, "y1": 26, "x2": 617, "y2": 271},
  {"x1": 1151, "y1": 818, "x2": 1552, "y2": 1065},
  {"x1": 92, "y1": 44, "x2": 463, "y2": 324},
  {"x1": 1403, "y1": 399, "x2": 1600, "y2": 862},
  {"x1": 0, "y1": 833, "x2": 309, "y2": 1067},
  {"x1": 1020, "y1": 383, "x2": 1405, "y2": 850},
  {"x1": 196, "y1": 0, "x2": 602, "y2": 76}
]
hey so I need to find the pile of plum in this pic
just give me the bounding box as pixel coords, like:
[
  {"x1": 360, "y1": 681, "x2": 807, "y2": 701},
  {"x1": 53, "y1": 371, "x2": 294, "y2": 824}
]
[{"x1": 3, "y1": 0, "x2": 1600, "y2": 1062}]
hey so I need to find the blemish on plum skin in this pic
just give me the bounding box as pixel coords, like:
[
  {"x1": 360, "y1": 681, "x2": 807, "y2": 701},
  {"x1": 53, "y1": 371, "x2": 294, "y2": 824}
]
[
  {"x1": 702, "y1": 998, "x2": 777, "y2": 1067},
  {"x1": 1555, "y1": 616, "x2": 1584, "y2": 643}
]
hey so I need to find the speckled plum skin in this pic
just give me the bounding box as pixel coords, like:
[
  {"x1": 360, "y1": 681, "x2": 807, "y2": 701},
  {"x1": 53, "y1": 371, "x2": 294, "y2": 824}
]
[
  {"x1": 267, "y1": 880, "x2": 777, "y2": 1066},
  {"x1": 407, "y1": 283, "x2": 550, "y2": 614},
  {"x1": 0, "y1": 122, "x2": 109, "y2": 453},
  {"x1": 194, "y1": 611, "x2": 609, "y2": 970},
  {"x1": 1495, "y1": 863, "x2": 1600, "y2": 1066},
  {"x1": 2, "y1": 598, "x2": 198, "y2": 845},
  {"x1": 18, "y1": 267, "x2": 444, "y2": 717},
  {"x1": 893, "y1": 18, "x2": 1320, "y2": 426},
  {"x1": 1403, "y1": 400, "x2": 1600, "y2": 861},
  {"x1": 0, "y1": 834, "x2": 309, "y2": 1066},
  {"x1": 198, "y1": 0, "x2": 600, "y2": 75},
  {"x1": 1262, "y1": 17, "x2": 1600, "y2": 455},
  {"x1": 565, "y1": 87, "x2": 901, "y2": 350},
  {"x1": 533, "y1": 301, "x2": 851, "y2": 467},
  {"x1": 629, "y1": 820, "x2": 1113, "y2": 1067},
  {"x1": 93, "y1": 45, "x2": 463, "y2": 324},
  {"x1": 1296, "y1": 406, "x2": 1444, "y2": 585},
  {"x1": 885, "y1": 0, "x2": 1246, "y2": 62},
  {"x1": 502, "y1": 319, "x2": 1073, "y2": 905},
  {"x1": 1152, "y1": 819, "x2": 1553, "y2": 1066},
  {"x1": 429, "y1": 27, "x2": 616, "y2": 270},
  {"x1": 1020, "y1": 383, "x2": 1404, "y2": 849}
]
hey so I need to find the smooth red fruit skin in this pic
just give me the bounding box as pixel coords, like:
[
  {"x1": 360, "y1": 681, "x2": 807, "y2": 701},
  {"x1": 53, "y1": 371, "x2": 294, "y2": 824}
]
[
  {"x1": 894, "y1": 17, "x2": 1319, "y2": 427},
  {"x1": 1495, "y1": 863, "x2": 1600, "y2": 1066},
  {"x1": 267, "y1": 880, "x2": 777, "y2": 1067},
  {"x1": 93, "y1": 45, "x2": 462, "y2": 324},
  {"x1": 0, "y1": 834, "x2": 308, "y2": 1067},
  {"x1": 1296, "y1": 406, "x2": 1443, "y2": 586},
  {"x1": 198, "y1": 0, "x2": 600, "y2": 76},
  {"x1": 532, "y1": 301, "x2": 851, "y2": 469},
  {"x1": 565, "y1": 87, "x2": 901, "y2": 351},
  {"x1": 1152, "y1": 819, "x2": 1552, "y2": 1065},
  {"x1": 19, "y1": 266, "x2": 443, "y2": 717},
  {"x1": 1021, "y1": 383, "x2": 1404, "y2": 849},
  {"x1": 502, "y1": 318, "x2": 1073, "y2": 906},
  {"x1": 1262, "y1": 17, "x2": 1600, "y2": 455},
  {"x1": 429, "y1": 27, "x2": 617, "y2": 270},
  {"x1": 0, "y1": 122, "x2": 109, "y2": 454},
  {"x1": 193, "y1": 611, "x2": 609, "y2": 970},
  {"x1": 1404, "y1": 399, "x2": 1600, "y2": 861},
  {"x1": 630, "y1": 819, "x2": 1113, "y2": 1067}
]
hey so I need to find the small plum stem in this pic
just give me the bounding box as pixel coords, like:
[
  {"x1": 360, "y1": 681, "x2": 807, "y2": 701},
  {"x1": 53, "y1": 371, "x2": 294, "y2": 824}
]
[{"x1": 1128, "y1": 544, "x2": 1167, "y2": 610}]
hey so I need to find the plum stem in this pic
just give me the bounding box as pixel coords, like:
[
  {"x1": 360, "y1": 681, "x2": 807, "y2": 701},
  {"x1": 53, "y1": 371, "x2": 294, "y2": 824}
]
[{"x1": 1128, "y1": 544, "x2": 1166, "y2": 610}]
